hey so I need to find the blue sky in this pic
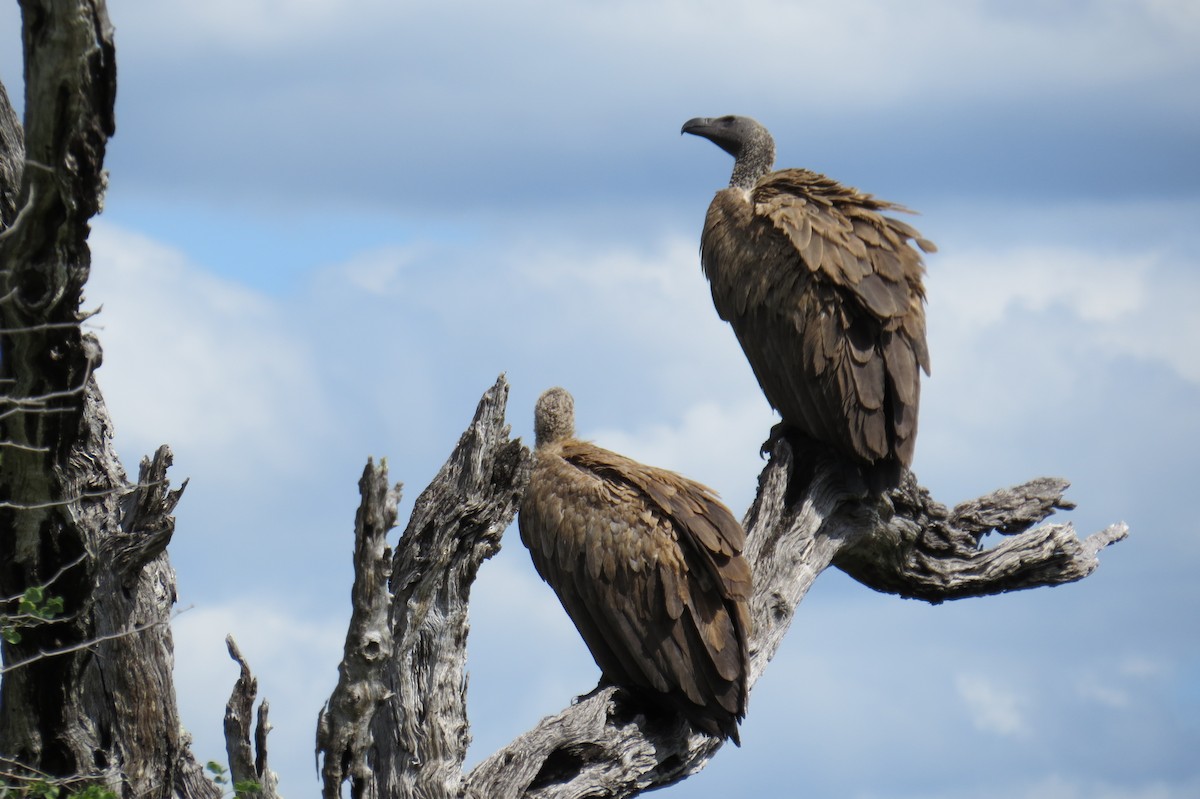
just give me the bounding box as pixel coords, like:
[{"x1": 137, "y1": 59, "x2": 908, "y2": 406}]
[{"x1": 3, "y1": 1, "x2": 1199, "y2": 797}]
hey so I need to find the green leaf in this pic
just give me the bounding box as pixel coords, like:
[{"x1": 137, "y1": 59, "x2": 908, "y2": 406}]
[
  {"x1": 69, "y1": 787, "x2": 119, "y2": 799},
  {"x1": 28, "y1": 781, "x2": 58, "y2": 798},
  {"x1": 205, "y1": 761, "x2": 229, "y2": 785}
]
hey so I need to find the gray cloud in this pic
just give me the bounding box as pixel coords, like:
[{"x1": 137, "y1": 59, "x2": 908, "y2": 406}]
[{"x1": 5, "y1": 0, "x2": 1192, "y2": 217}]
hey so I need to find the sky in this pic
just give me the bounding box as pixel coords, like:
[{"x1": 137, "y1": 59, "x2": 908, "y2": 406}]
[{"x1": 2, "y1": 1, "x2": 1199, "y2": 797}]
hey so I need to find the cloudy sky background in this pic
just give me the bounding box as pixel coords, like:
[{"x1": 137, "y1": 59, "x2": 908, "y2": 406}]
[{"x1": 3, "y1": 1, "x2": 1199, "y2": 796}]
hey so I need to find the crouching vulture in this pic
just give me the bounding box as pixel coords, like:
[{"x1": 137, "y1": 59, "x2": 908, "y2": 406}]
[
  {"x1": 682, "y1": 115, "x2": 934, "y2": 488},
  {"x1": 519, "y1": 387, "x2": 751, "y2": 743}
]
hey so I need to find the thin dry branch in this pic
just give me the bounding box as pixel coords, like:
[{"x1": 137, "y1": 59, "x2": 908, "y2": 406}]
[
  {"x1": 224, "y1": 636, "x2": 282, "y2": 799},
  {"x1": 0, "y1": 617, "x2": 167, "y2": 675}
]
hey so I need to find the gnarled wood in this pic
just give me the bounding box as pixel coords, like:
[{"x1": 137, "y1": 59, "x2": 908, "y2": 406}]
[
  {"x1": 316, "y1": 458, "x2": 399, "y2": 798},
  {"x1": 316, "y1": 376, "x2": 532, "y2": 799},
  {"x1": 834, "y1": 474, "x2": 1128, "y2": 602},
  {"x1": 224, "y1": 636, "x2": 281, "y2": 799},
  {"x1": 0, "y1": 4, "x2": 217, "y2": 797},
  {"x1": 326, "y1": 386, "x2": 1125, "y2": 798}
]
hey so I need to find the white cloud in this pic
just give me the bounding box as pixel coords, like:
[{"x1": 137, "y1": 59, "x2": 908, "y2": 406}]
[
  {"x1": 589, "y1": 397, "x2": 775, "y2": 517},
  {"x1": 1076, "y1": 653, "x2": 1175, "y2": 709},
  {"x1": 955, "y1": 673, "x2": 1027, "y2": 736},
  {"x1": 1003, "y1": 774, "x2": 1200, "y2": 799},
  {"x1": 337, "y1": 245, "x2": 418, "y2": 296},
  {"x1": 86, "y1": 222, "x2": 334, "y2": 476},
  {"x1": 520, "y1": 236, "x2": 699, "y2": 299},
  {"x1": 110, "y1": 0, "x2": 367, "y2": 54},
  {"x1": 1119, "y1": 655, "x2": 1170, "y2": 679},
  {"x1": 929, "y1": 245, "x2": 1200, "y2": 392},
  {"x1": 869, "y1": 774, "x2": 1200, "y2": 799},
  {"x1": 933, "y1": 246, "x2": 1152, "y2": 329},
  {"x1": 466, "y1": 548, "x2": 602, "y2": 763},
  {"x1": 104, "y1": 0, "x2": 1199, "y2": 107},
  {"x1": 1145, "y1": 0, "x2": 1200, "y2": 32},
  {"x1": 515, "y1": 235, "x2": 757, "y2": 398},
  {"x1": 1076, "y1": 675, "x2": 1131, "y2": 709}
]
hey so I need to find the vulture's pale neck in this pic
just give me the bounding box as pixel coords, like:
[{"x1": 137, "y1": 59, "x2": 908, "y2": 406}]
[
  {"x1": 534, "y1": 387, "x2": 576, "y2": 449},
  {"x1": 730, "y1": 128, "x2": 775, "y2": 190}
]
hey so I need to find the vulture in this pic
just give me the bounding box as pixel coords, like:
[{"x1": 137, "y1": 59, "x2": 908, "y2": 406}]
[
  {"x1": 519, "y1": 387, "x2": 752, "y2": 743},
  {"x1": 681, "y1": 115, "x2": 934, "y2": 487}
]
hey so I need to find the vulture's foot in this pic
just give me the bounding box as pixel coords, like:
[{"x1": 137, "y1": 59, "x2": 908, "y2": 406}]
[{"x1": 759, "y1": 421, "x2": 791, "y2": 459}]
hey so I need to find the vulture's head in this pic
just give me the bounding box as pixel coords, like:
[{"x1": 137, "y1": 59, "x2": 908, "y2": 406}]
[
  {"x1": 534, "y1": 387, "x2": 576, "y2": 449},
  {"x1": 682, "y1": 115, "x2": 776, "y2": 189}
]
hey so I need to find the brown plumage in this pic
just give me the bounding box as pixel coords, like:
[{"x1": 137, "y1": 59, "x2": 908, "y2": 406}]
[
  {"x1": 682, "y1": 115, "x2": 934, "y2": 486},
  {"x1": 519, "y1": 387, "x2": 751, "y2": 742}
]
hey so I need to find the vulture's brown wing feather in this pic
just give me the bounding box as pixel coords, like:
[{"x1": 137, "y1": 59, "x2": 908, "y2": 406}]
[
  {"x1": 519, "y1": 440, "x2": 750, "y2": 739},
  {"x1": 699, "y1": 168, "x2": 930, "y2": 471}
]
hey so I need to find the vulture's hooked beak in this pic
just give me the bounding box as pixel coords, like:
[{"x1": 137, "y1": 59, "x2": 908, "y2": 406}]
[{"x1": 681, "y1": 117, "x2": 714, "y2": 137}]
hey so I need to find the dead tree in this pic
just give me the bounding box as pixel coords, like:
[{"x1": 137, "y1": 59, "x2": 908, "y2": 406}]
[
  {"x1": 315, "y1": 377, "x2": 1126, "y2": 798},
  {"x1": 0, "y1": 3, "x2": 1126, "y2": 799},
  {"x1": 0, "y1": 2, "x2": 265, "y2": 797}
]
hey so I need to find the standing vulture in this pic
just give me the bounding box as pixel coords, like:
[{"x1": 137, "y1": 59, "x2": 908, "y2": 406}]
[
  {"x1": 682, "y1": 115, "x2": 934, "y2": 487},
  {"x1": 519, "y1": 387, "x2": 751, "y2": 743}
]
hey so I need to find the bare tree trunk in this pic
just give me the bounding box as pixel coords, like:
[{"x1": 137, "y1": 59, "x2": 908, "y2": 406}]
[
  {"x1": 319, "y1": 379, "x2": 1127, "y2": 799},
  {"x1": 0, "y1": 3, "x2": 217, "y2": 797}
]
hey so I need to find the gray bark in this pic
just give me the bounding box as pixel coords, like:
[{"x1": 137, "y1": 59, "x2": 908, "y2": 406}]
[
  {"x1": 315, "y1": 459, "x2": 399, "y2": 798},
  {"x1": 320, "y1": 386, "x2": 1126, "y2": 799},
  {"x1": 225, "y1": 636, "x2": 282, "y2": 799},
  {"x1": 0, "y1": 2, "x2": 217, "y2": 797},
  {"x1": 316, "y1": 377, "x2": 532, "y2": 799}
]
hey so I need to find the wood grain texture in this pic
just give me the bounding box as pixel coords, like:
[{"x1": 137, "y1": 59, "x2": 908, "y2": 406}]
[
  {"x1": 0, "y1": 4, "x2": 218, "y2": 796},
  {"x1": 323, "y1": 382, "x2": 1124, "y2": 797},
  {"x1": 317, "y1": 376, "x2": 532, "y2": 799},
  {"x1": 316, "y1": 459, "x2": 399, "y2": 798},
  {"x1": 224, "y1": 636, "x2": 281, "y2": 799}
]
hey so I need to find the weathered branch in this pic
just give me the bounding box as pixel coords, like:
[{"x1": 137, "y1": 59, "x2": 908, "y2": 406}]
[
  {"x1": 316, "y1": 459, "x2": 399, "y2": 797},
  {"x1": 950, "y1": 476, "x2": 1075, "y2": 535},
  {"x1": 833, "y1": 473, "x2": 1129, "y2": 602},
  {"x1": 317, "y1": 375, "x2": 532, "y2": 799},
  {"x1": 110, "y1": 445, "x2": 188, "y2": 580},
  {"x1": 324, "y1": 381, "x2": 1126, "y2": 798},
  {"x1": 225, "y1": 636, "x2": 281, "y2": 799}
]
